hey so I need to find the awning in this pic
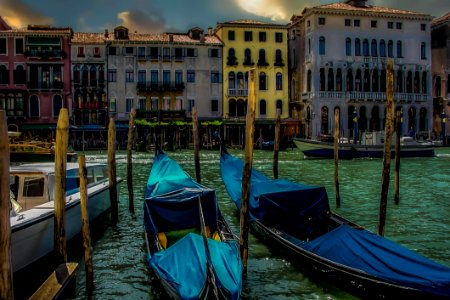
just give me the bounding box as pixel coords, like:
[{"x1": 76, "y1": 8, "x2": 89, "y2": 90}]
[
  {"x1": 21, "y1": 124, "x2": 56, "y2": 130},
  {"x1": 72, "y1": 125, "x2": 107, "y2": 131}
]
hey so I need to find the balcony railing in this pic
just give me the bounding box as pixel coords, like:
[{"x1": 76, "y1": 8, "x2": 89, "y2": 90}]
[
  {"x1": 136, "y1": 109, "x2": 186, "y2": 121},
  {"x1": 228, "y1": 89, "x2": 248, "y2": 96},
  {"x1": 24, "y1": 49, "x2": 65, "y2": 59},
  {"x1": 136, "y1": 81, "x2": 185, "y2": 93},
  {"x1": 27, "y1": 81, "x2": 64, "y2": 90}
]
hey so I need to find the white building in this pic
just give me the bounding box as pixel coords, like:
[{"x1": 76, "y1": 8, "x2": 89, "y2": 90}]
[{"x1": 289, "y1": 0, "x2": 433, "y2": 140}]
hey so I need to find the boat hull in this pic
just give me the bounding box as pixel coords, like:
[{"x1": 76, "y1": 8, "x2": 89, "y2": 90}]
[
  {"x1": 10, "y1": 183, "x2": 111, "y2": 272},
  {"x1": 10, "y1": 152, "x2": 77, "y2": 163},
  {"x1": 293, "y1": 138, "x2": 435, "y2": 159}
]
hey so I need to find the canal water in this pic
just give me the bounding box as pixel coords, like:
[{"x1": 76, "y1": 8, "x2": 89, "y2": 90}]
[{"x1": 19, "y1": 148, "x2": 450, "y2": 299}]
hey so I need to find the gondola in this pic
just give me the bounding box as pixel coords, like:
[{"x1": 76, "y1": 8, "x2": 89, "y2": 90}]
[
  {"x1": 219, "y1": 148, "x2": 450, "y2": 299},
  {"x1": 144, "y1": 149, "x2": 243, "y2": 300}
]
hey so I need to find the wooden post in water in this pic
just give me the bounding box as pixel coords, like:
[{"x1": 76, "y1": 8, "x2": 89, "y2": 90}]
[
  {"x1": 273, "y1": 114, "x2": 281, "y2": 179},
  {"x1": 240, "y1": 69, "x2": 256, "y2": 279},
  {"x1": 394, "y1": 110, "x2": 401, "y2": 205},
  {"x1": 378, "y1": 60, "x2": 395, "y2": 236},
  {"x1": 0, "y1": 110, "x2": 13, "y2": 300},
  {"x1": 334, "y1": 107, "x2": 341, "y2": 207},
  {"x1": 127, "y1": 108, "x2": 136, "y2": 213},
  {"x1": 78, "y1": 154, "x2": 94, "y2": 292},
  {"x1": 192, "y1": 107, "x2": 201, "y2": 184},
  {"x1": 54, "y1": 108, "x2": 69, "y2": 265},
  {"x1": 108, "y1": 118, "x2": 119, "y2": 226}
]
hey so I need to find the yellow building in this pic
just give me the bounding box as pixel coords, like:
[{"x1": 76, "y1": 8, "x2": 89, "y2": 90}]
[{"x1": 215, "y1": 20, "x2": 289, "y2": 123}]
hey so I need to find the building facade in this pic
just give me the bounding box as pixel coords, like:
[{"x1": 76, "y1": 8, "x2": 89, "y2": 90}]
[
  {"x1": 0, "y1": 17, "x2": 72, "y2": 134},
  {"x1": 431, "y1": 12, "x2": 450, "y2": 140},
  {"x1": 289, "y1": 0, "x2": 433, "y2": 140}
]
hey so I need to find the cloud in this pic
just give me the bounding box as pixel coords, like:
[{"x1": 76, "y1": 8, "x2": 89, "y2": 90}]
[
  {"x1": 0, "y1": 0, "x2": 53, "y2": 28},
  {"x1": 372, "y1": 0, "x2": 450, "y2": 18},
  {"x1": 117, "y1": 9, "x2": 170, "y2": 33}
]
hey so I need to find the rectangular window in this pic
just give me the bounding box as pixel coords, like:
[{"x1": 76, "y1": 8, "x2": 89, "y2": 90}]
[
  {"x1": 149, "y1": 47, "x2": 159, "y2": 59},
  {"x1": 77, "y1": 47, "x2": 85, "y2": 57},
  {"x1": 318, "y1": 17, "x2": 325, "y2": 25},
  {"x1": 371, "y1": 20, "x2": 377, "y2": 28},
  {"x1": 137, "y1": 46, "x2": 145, "y2": 58},
  {"x1": 109, "y1": 98, "x2": 116, "y2": 112},
  {"x1": 275, "y1": 32, "x2": 283, "y2": 43},
  {"x1": 0, "y1": 38, "x2": 6, "y2": 54},
  {"x1": 354, "y1": 19, "x2": 360, "y2": 27},
  {"x1": 107, "y1": 70, "x2": 117, "y2": 82},
  {"x1": 244, "y1": 31, "x2": 253, "y2": 42},
  {"x1": 345, "y1": 19, "x2": 351, "y2": 26},
  {"x1": 125, "y1": 70, "x2": 134, "y2": 82},
  {"x1": 138, "y1": 98, "x2": 146, "y2": 110},
  {"x1": 307, "y1": 20, "x2": 311, "y2": 27},
  {"x1": 108, "y1": 46, "x2": 117, "y2": 55},
  {"x1": 174, "y1": 47, "x2": 183, "y2": 60},
  {"x1": 211, "y1": 99, "x2": 218, "y2": 112},
  {"x1": 228, "y1": 30, "x2": 235, "y2": 41},
  {"x1": 421, "y1": 24, "x2": 426, "y2": 31},
  {"x1": 188, "y1": 99, "x2": 195, "y2": 112},
  {"x1": 126, "y1": 98, "x2": 133, "y2": 113},
  {"x1": 125, "y1": 47, "x2": 134, "y2": 55},
  {"x1": 94, "y1": 47, "x2": 101, "y2": 57},
  {"x1": 138, "y1": 70, "x2": 146, "y2": 84},
  {"x1": 163, "y1": 47, "x2": 170, "y2": 60},
  {"x1": 15, "y1": 38, "x2": 24, "y2": 55},
  {"x1": 175, "y1": 70, "x2": 183, "y2": 84},
  {"x1": 259, "y1": 32, "x2": 266, "y2": 42},
  {"x1": 187, "y1": 70, "x2": 195, "y2": 83},
  {"x1": 186, "y1": 48, "x2": 196, "y2": 57},
  {"x1": 151, "y1": 70, "x2": 158, "y2": 84},
  {"x1": 208, "y1": 48, "x2": 219, "y2": 57},
  {"x1": 163, "y1": 70, "x2": 170, "y2": 84},
  {"x1": 211, "y1": 71, "x2": 220, "y2": 83},
  {"x1": 396, "y1": 22, "x2": 402, "y2": 30},
  {"x1": 387, "y1": 21, "x2": 393, "y2": 29}
]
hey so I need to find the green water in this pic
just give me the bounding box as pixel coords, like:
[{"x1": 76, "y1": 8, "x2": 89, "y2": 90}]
[{"x1": 70, "y1": 148, "x2": 449, "y2": 299}]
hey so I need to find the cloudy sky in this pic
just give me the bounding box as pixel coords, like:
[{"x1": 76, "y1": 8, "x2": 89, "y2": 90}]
[{"x1": 1, "y1": 0, "x2": 449, "y2": 33}]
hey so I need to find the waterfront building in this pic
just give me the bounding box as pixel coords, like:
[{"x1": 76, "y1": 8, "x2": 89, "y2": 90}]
[
  {"x1": 105, "y1": 26, "x2": 223, "y2": 128},
  {"x1": 214, "y1": 20, "x2": 291, "y2": 143},
  {"x1": 289, "y1": 0, "x2": 433, "y2": 140},
  {"x1": 0, "y1": 17, "x2": 72, "y2": 134},
  {"x1": 431, "y1": 12, "x2": 450, "y2": 141}
]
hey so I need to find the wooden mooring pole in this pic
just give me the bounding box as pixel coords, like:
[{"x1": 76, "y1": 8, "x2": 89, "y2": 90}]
[
  {"x1": 378, "y1": 60, "x2": 395, "y2": 236},
  {"x1": 192, "y1": 107, "x2": 201, "y2": 184},
  {"x1": 78, "y1": 154, "x2": 94, "y2": 293},
  {"x1": 240, "y1": 69, "x2": 256, "y2": 279},
  {"x1": 108, "y1": 118, "x2": 119, "y2": 226},
  {"x1": 0, "y1": 110, "x2": 13, "y2": 300},
  {"x1": 54, "y1": 108, "x2": 69, "y2": 265},
  {"x1": 394, "y1": 110, "x2": 401, "y2": 205},
  {"x1": 273, "y1": 114, "x2": 280, "y2": 179},
  {"x1": 334, "y1": 107, "x2": 341, "y2": 207},
  {"x1": 127, "y1": 108, "x2": 136, "y2": 213}
]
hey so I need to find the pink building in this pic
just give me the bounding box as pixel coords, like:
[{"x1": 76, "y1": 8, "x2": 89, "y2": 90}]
[{"x1": 0, "y1": 16, "x2": 72, "y2": 133}]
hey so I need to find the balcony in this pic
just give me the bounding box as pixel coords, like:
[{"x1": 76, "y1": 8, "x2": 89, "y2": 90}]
[
  {"x1": 227, "y1": 56, "x2": 238, "y2": 66},
  {"x1": 274, "y1": 60, "x2": 285, "y2": 67},
  {"x1": 27, "y1": 81, "x2": 64, "y2": 90},
  {"x1": 228, "y1": 89, "x2": 248, "y2": 97},
  {"x1": 136, "y1": 81, "x2": 185, "y2": 94},
  {"x1": 24, "y1": 49, "x2": 65, "y2": 59},
  {"x1": 257, "y1": 59, "x2": 269, "y2": 67},
  {"x1": 243, "y1": 59, "x2": 255, "y2": 66},
  {"x1": 136, "y1": 109, "x2": 186, "y2": 122}
]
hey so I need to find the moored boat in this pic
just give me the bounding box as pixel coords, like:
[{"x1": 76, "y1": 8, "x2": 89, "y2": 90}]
[
  {"x1": 9, "y1": 162, "x2": 119, "y2": 272},
  {"x1": 144, "y1": 150, "x2": 243, "y2": 300},
  {"x1": 293, "y1": 132, "x2": 435, "y2": 158},
  {"x1": 220, "y1": 149, "x2": 450, "y2": 299}
]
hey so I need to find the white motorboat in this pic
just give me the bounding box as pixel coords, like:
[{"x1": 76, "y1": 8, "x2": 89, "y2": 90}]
[{"x1": 9, "y1": 162, "x2": 120, "y2": 272}]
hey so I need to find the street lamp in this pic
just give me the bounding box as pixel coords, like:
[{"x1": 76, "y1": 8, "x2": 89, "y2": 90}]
[
  {"x1": 442, "y1": 110, "x2": 447, "y2": 146},
  {"x1": 353, "y1": 109, "x2": 358, "y2": 144}
]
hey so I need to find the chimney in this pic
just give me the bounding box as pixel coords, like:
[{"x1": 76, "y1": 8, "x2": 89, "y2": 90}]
[
  {"x1": 169, "y1": 34, "x2": 173, "y2": 42},
  {"x1": 208, "y1": 27, "x2": 213, "y2": 36},
  {"x1": 345, "y1": 0, "x2": 368, "y2": 7},
  {"x1": 104, "y1": 29, "x2": 109, "y2": 38}
]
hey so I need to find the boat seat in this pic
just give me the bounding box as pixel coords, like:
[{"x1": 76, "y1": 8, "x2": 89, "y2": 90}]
[{"x1": 159, "y1": 226, "x2": 220, "y2": 249}]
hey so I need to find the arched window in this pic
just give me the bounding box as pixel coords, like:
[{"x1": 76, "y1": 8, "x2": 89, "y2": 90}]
[
  {"x1": 381, "y1": 69, "x2": 386, "y2": 92},
  {"x1": 236, "y1": 99, "x2": 246, "y2": 117},
  {"x1": 260, "y1": 100, "x2": 266, "y2": 116},
  {"x1": 275, "y1": 49, "x2": 283, "y2": 65},
  {"x1": 307, "y1": 70, "x2": 312, "y2": 92},
  {"x1": 320, "y1": 68, "x2": 325, "y2": 91},
  {"x1": 396, "y1": 70, "x2": 403, "y2": 93},
  {"x1": 327, "y1": 68, "x2": 334, "y2": 91},
  {"x1": 435, "y1": 76, "x2": 441, "y2": 97},
  {"x1": 73, "y1": 65, "x2": 80, "y2": 82},
  {"x1": 259, "y1": 72, "x2": 267, "y2": 90},
  {"x1": 422, "y1": 71, "x2": 427, "y2": 93},
  {"x1": 244, "y1": 48, "x2": 252, "y2": 65},
  {"x1": 228, "y1": 72, "x2": 236, "y2": 89},
  {"x1": 276, "y1": 72, "x2": 282, "y2": 90},
  {"x1": 388, "y1": 40, "x2": 393, "y2": 57},
  {"x1": 227, "y1": 48, "x2": 237, "y2": 65},
  {"x1": 372, "y1": 69, "x2": 379, "y2": 92},
  {"x1": 419, "y1": 107, "x2": 427, "y2": 131},
  {"x1": 363, "y1": 69, "x2": 370, "y2": 92},
  {"x1": 355, "y1": 69, "x2": 362, "y2": 91},
  {"x1": 319, "y1": 36, "x2": 325, "y2": 55},
  {"x1": 321, "y1": 106, "x2": 329, "y2": 134},
  {"x1": 346, "y1": 68, "x2": 354, "y2": 91},
  {"x1": 14, "y1": 65, "x2": 26, "y2": 84},
  {"x1": 346, "y1": 38, "x2": 352, "y2": 56},
  {"x1": 0, "y1": 65, "x2": 9, "y2": 84},
  {"x1": 421, "y1": 42, "x2": 426, "y2": 59},
  {"x1": 258, "y1": 49, "x2": 267, "y2": 65},
  {"x1": 380, "y1": 40, "x2": 386, "y2": 57},
  {"x1": 29, "y1": 95, "x2": 40, "y2": 118},
  {"x1": 0, "y1": 93, "x2": 5, "y2": 110},
  {"x1": 53, "y1": 95, "x2": 63, "y2": 118},
  {"x1": 237, "y1": 72, "x2": 244, "y2": 89},
  {"x1": 355, "y1": 38, "x2": 361, "y2": 56},
  {"x1": 98, "y1": 65, "x2": 105, "y2": 83},
  {"x1": 363, "y1": 39, "x2": 369, "y2": 56},
  {"x1": 397, "y1": 41, "x2": 402, "y2": 58},
  {"x1": 407, "y1": 71, "x2": 413, "y2": 93},
  {"x1": 371, "y1": 39, "x2": 377, "y2": 57},
  {"x1": 336, "y1": 68, "x2": 342, "y2": 92},
  {"x1": 414, "y1": 71, "x2": 420, "y2": 93},
  {"x1": 228, "y1": 99, "x2": 236, "y2": 117},
  {"x1": 90, "y1": 65, "x2": 97, "y2": 86},
  {"x1": 276, "y1": 99, "x2": 283, "y2": 115}
]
